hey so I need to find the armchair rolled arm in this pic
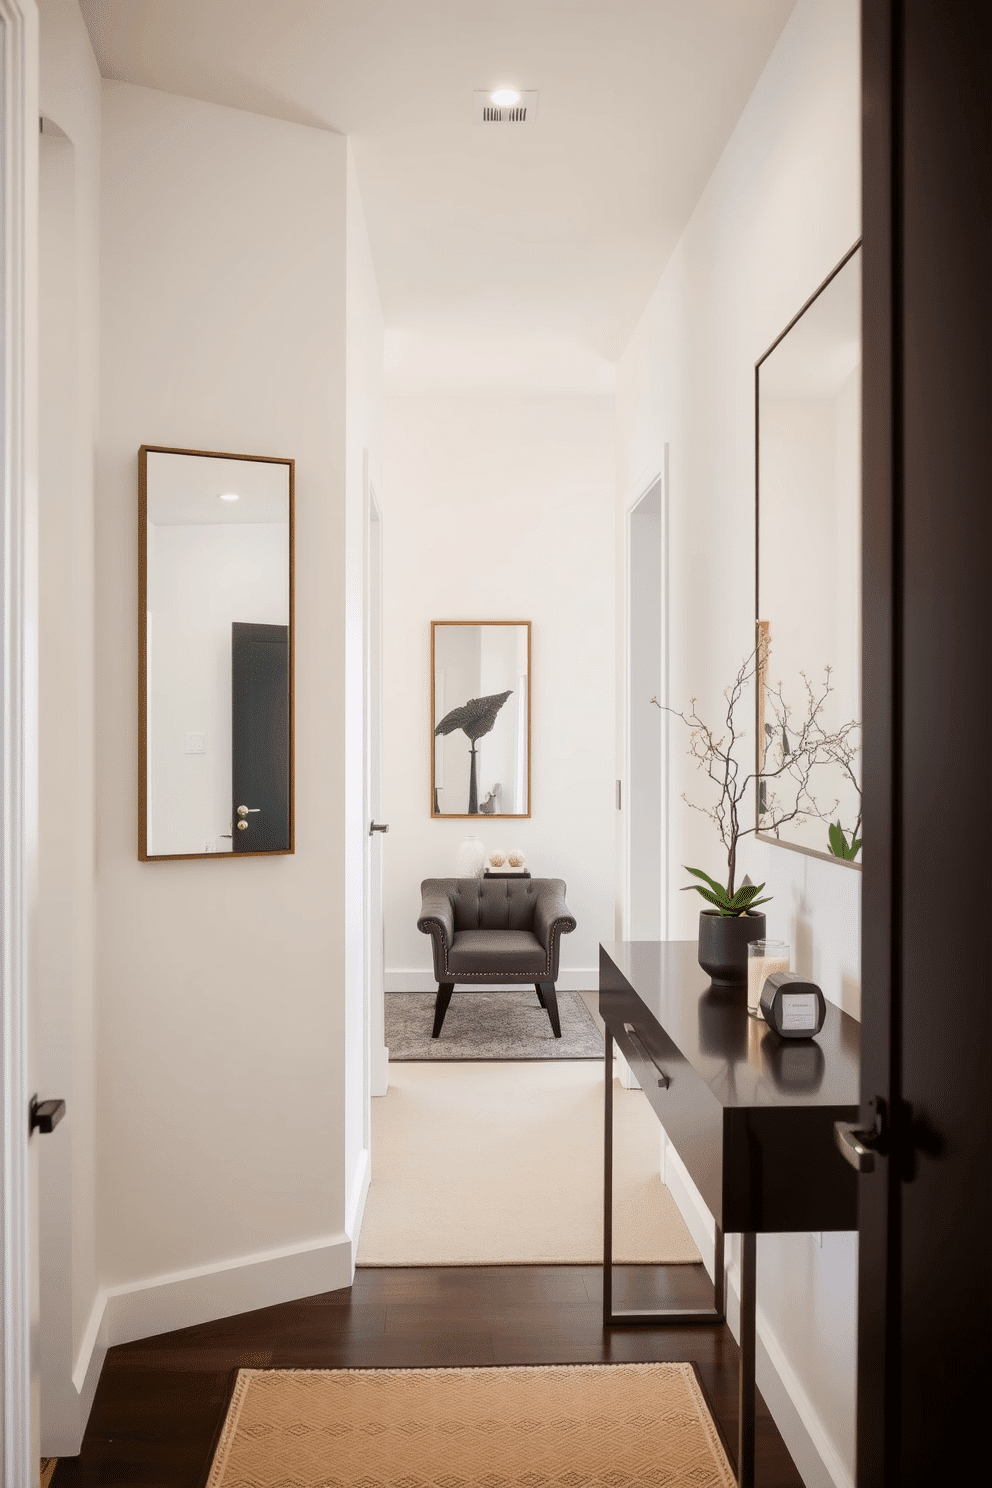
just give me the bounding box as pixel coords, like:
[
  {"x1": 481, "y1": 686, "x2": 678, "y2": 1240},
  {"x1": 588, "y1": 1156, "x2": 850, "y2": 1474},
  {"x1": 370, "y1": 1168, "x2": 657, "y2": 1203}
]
[
  {"x1": 533, "y1": 881, "x2": 577, "y2": 954},
  {"x1": 417, "y1": 883, "x2": 454, "y2": 950}
]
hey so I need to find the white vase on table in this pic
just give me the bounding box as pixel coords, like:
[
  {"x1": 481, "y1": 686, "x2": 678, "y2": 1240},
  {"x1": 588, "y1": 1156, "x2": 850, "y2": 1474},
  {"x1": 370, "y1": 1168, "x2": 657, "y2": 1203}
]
[{"x1": 456, "y1": 834, "x2": 486, "y2": 878}]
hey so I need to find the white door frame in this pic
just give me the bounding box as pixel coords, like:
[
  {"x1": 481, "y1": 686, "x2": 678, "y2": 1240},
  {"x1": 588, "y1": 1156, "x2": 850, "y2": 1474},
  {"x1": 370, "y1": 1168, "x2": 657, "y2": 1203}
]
[
  {"x1": 622, "y1": 452, "x2": 670, "y2": 941},
  {"x1": 1, "y1": 0, "x2": 39, "y2": 1480},
  {"x1": 363, "y1": 461, "x2": 388, "y2": 1098}
]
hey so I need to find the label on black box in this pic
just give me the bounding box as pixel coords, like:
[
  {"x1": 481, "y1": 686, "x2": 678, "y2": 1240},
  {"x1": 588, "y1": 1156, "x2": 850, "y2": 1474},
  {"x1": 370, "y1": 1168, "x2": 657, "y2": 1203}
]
[{"x1": 781, "y1": 991, "x2": 816, "y2": 1031}]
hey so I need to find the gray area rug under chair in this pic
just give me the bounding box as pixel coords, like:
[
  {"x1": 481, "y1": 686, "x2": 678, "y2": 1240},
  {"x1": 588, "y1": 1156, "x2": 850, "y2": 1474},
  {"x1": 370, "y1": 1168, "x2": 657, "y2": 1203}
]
[{"x1": 385, "y1": 989, "x2": 603, "y2": 1060}]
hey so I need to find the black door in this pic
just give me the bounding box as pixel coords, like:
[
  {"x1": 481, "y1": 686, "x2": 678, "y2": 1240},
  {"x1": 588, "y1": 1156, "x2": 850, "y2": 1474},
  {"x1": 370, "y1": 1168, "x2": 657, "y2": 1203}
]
[
  {"x1": 231, "y1": 621, "x2": 291, "y2": 853},
  {"x1": 858, "y1": 3, "x2": 991, "y2": 1482}
]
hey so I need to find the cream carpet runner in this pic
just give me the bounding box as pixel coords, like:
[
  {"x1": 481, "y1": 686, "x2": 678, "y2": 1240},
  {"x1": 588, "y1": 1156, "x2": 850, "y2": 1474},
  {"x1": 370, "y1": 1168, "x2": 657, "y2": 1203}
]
[
  {"x1": 207, "y1": 1363, "x2": 736, "y2": 1488},
  {"x1": 357, "y1": 1062, "x2": 700, "y2": 1266}
]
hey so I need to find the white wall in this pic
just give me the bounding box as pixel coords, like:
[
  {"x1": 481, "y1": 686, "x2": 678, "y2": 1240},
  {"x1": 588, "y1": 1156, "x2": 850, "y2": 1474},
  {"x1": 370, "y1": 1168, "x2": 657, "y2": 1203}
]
[
  {"x1": 93, "y1": 77, "x2": 362, "y2": 1365},
  {"x1": 37, "y1": 0, "x2": 101, "y2": 1453},
  {"x1": 615, "y1": 2, "x2": 861, "y2": 1484},
  {"x1": 383, "y1": 396, "x2": 615, "y2": 990}
]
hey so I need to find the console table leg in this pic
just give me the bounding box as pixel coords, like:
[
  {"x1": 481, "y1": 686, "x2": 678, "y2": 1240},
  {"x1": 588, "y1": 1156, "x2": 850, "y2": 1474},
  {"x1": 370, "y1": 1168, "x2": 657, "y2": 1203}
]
[
  {"x1": 603, "y1": 1027, "x2": 614, "y2": 1325},
  {"x1": 738, "y1": 1230, "x2": 756, "y2": 1488},
  {"x1": 714, "y1": 1222, "x2": 725, "y2": 1315}
]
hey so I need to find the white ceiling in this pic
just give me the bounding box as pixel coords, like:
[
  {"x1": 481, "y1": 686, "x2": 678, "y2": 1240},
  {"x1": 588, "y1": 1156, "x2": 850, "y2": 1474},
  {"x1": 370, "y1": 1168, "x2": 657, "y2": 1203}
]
[
  {"x1": 79, "y1": 0, "x2": 797, "y2": 393},
  {"x1": 145, "y1": 451, "x2": 290, "y2": 526}
]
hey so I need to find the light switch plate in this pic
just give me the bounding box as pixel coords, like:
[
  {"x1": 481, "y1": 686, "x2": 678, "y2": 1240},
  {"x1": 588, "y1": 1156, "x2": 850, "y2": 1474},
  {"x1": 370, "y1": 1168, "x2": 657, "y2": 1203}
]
[{"x1": 185, "y1": 731, "x2": 206, "y2": 754}]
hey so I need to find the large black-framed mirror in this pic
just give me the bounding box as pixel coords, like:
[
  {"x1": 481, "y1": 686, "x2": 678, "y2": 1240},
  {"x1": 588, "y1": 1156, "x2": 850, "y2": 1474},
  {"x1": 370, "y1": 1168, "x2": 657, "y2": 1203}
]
[
  {"x1": 139, "y1": 445, "x2": 294, "y2": 860},
  {"x1": 755, "y1": 243, "x2": 862, "y2": 865},
  {"x1": 431, "y1": 620, "x2": 531, "y2": 818}
]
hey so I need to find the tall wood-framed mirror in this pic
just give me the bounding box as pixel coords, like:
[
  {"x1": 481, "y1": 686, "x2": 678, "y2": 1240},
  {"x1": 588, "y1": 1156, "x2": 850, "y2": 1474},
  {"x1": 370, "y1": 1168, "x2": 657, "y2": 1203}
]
[
  {"x1": 755, "y1": 243, "x2": 862, "y2": 864},
  {"x1": 431, "y1": 620, "x2": 531, "y2": 818},
  {"x1": 139, "y1": 445, "x2": 294, "y2": 860}
]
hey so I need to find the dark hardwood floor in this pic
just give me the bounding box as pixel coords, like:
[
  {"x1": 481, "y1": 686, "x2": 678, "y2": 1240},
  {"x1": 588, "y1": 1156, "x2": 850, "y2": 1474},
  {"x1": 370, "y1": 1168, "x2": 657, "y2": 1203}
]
[{"x1": 52, "y1": 1262, "x2": 804, "y2": 1486}]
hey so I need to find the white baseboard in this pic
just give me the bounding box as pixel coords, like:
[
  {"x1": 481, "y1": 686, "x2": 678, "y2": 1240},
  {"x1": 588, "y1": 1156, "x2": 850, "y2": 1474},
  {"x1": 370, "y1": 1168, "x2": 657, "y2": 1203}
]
[
  {"x1": 72, "y1": 1292, "x2": 110, "y2": 1403},
  {"x1": 372, "y1": 1040, "x2": 390, "y2": 1096},
  {"x1": 73, "y1": 1230, "x2": 355, "y2": 1390},
  {"x1": 42, "y1": 1309, "x2": 107, "y2": 1456},
  {"x1": 385, "y1": 968, "x2": 599, "y2": 993},
  {"x1": 663, "y1": 1146, "x2": 853, "y2": 1488},
  {"x1": 347, "y1": 1146, "x2": 372, "y2": 1277}
]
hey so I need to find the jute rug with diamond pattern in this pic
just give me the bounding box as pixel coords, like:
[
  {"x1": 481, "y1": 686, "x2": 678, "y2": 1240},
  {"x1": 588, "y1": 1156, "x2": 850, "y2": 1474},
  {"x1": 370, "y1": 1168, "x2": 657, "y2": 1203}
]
[{"x1": 206, "y1": 1363, "x2": 736, "y2": 1488}]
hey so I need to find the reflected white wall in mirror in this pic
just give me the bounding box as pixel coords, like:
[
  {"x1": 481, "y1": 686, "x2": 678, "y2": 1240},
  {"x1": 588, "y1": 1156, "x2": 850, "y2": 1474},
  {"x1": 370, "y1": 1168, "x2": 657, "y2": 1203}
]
[
  {"x1": 140, "y1": 447, "x2": 293, "y2": 859},
  {"x1": 757, "y1": 245, "x2": 861, "y2": 862},
  {"x1": 431, "y1": 622, "x2": 531, "y2": 818}
]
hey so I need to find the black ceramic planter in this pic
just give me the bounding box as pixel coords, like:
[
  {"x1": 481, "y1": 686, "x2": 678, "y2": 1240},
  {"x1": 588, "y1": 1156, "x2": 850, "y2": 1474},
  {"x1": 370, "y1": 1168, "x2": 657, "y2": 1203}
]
[{"x1": 697, "y1": 909, "x2": 766, "y2": 991}]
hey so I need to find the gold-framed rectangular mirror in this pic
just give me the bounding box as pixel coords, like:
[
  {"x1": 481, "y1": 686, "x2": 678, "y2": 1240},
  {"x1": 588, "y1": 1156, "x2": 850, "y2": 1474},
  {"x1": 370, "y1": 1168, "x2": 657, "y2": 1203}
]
[
  {"x1": 755, "y1": 243, "x2": 862, "y2": 864},
  {"x1": 139, "y1": 445, "x2": 294, "y2": 859},
  {"x1": 431, "y1": 620, "x2": 531, "y2": 818}
]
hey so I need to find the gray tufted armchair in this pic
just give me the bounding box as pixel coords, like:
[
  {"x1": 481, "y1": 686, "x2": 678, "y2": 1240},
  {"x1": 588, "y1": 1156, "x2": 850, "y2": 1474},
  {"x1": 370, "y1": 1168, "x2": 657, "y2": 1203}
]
[{"x1": 417, "y1": 877, "x2": 577, "y2": 1039}]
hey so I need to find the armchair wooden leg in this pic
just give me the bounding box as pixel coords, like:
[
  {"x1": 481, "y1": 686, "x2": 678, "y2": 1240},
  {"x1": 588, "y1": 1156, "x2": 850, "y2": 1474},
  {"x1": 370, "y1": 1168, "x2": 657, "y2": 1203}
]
[
  {"x1": 534, "y1": 982, "x2": 546, "y2": 1008},
  {"x1": 431, "y1": 983, "x2": 454, "y2": 1039},
  {"x1": 538, "y1": 981, "x2": 562, "y2": 1038}
]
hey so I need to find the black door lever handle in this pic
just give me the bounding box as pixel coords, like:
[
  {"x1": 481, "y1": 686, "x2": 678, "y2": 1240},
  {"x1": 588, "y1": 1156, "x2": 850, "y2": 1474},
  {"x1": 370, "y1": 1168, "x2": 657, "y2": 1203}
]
[
  {"x1": 835, "y1": 1120, "x2": 878, "y2": 1172},
  {"x1": 835, "y1": 1096, "x2": 888, "y2": 1173},
  {"x1": 30, "y1": 1096, "x2": 66, "y2": 1135}
]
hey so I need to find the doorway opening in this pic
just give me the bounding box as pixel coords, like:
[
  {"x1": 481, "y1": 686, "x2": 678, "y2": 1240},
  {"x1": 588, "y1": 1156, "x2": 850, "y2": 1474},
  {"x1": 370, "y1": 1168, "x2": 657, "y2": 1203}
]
[{"x1": 625, "y1": 463, "x2": 669, "y2": 940}]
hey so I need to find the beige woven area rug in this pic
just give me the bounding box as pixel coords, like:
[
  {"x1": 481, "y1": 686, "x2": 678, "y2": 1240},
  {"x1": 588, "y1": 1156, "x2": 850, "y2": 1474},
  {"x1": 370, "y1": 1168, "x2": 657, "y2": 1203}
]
[
  {"x1": 357, "y1": 1063, "x2": 700, "y2": 1266},
  {"x1": 207, "y1": 1363, "x2": 736, "y2": 1488}
]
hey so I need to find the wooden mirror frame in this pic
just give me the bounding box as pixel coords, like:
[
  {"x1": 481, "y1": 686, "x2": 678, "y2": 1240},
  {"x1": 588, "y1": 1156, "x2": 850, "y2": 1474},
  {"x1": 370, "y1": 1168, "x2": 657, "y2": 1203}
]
[{"x1": 138, "y1": 444, "x2": 295, "y2": 861}]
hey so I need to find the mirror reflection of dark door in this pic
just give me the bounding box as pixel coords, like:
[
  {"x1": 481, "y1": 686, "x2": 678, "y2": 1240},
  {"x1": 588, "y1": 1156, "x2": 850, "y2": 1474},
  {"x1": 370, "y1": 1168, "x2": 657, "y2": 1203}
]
[{"x1": 231, "y1": 622, "x2": 291, "y2": 852}]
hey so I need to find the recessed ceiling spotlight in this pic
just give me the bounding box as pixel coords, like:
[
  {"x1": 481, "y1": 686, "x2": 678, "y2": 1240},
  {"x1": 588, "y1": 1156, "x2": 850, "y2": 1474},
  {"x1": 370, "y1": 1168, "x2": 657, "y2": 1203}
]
[
  {"x1": 473, "y1": 89, "x2": 538, "y2": 125},
  {"x1": 218, "y1": 492, "x2": 240, "y2": 502}
]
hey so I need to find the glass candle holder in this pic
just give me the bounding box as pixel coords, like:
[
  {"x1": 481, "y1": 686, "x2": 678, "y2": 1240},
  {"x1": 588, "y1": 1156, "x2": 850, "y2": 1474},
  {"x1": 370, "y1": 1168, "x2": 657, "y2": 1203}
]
[{"x1": 747, "y1": 940, "x2": 790, "y2": 1019}]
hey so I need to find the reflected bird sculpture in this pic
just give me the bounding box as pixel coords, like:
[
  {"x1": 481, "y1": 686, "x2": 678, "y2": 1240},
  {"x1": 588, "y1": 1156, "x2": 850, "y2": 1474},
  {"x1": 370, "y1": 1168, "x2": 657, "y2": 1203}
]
[{"x1": 434, "y1": 690, "x2": 512, "y2": 814}]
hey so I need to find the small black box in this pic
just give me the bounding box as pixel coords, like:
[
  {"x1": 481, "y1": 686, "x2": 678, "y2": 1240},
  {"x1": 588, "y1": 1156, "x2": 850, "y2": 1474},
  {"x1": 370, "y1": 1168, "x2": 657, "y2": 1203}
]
[{"x1": 759, "y1": 971, "x2": 826, "y2": 1039}]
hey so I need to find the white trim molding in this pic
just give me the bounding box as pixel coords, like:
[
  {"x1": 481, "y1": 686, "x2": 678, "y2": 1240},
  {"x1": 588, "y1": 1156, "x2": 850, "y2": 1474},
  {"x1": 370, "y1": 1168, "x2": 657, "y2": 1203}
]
[
  {"x1": 346, "y1": 1144, "x2": 371, "y2": 1277},
  {"x1": 1, "y1": 1, "x2": 39, "y2": 1482},
  {"x1": 73, "y1": 1232, "x2": 356, "y2": 1393}
]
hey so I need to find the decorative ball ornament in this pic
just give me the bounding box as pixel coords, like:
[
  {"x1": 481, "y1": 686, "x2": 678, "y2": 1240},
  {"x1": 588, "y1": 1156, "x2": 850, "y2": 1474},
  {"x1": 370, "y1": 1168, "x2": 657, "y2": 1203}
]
[
  {"x1": 488, "y1": 851, "x2": 506, "y2": 867},
  {"x1": 508, "y1": 850, "x2": 526, "y2": 868}
]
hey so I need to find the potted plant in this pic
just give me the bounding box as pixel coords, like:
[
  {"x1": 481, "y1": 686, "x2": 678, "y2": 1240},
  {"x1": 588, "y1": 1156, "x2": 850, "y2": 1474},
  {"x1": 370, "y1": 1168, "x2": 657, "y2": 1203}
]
[
  {"x1": 652, "y1": 646, "x2": 856, "y2": 989},
  {"x1": 682, "y1": 867, "x2": 771, "y2": 989}
]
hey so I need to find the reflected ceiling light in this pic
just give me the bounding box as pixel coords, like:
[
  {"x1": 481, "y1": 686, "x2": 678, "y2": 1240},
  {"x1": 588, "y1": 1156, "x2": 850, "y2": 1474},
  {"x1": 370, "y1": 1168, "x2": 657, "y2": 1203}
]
[
  {"x1": 490, "y1": 88, "x2": 520, "y2": 106},
  {"x1": 218, "y1": 492, "x2": 240, "y2": 501}
]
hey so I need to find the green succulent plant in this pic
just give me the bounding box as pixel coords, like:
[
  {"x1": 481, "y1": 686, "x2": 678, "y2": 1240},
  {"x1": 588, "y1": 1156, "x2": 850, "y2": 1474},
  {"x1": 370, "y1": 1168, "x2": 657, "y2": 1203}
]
[
  {"x1": 827, "y1": 821, "x2": 862, "y2": 860},
  {"x1": 681, "y1": 867, "x2": 772, "y2": 918}
]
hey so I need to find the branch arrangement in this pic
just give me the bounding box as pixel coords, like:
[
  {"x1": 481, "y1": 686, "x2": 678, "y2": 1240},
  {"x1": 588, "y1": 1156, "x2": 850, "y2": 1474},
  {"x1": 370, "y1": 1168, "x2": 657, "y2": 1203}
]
[{"x1": 650, "y1": 646, "x2": 861, "y2": 908}]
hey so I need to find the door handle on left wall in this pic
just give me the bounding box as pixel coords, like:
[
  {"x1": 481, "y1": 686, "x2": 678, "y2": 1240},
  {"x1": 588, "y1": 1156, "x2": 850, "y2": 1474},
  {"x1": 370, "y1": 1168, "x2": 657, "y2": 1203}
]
[
  {"x1": 30, "y1": 1095, "x2": 66, "y2": 1135},
  {"x1": 369, "y1": 821, "x2": 390, "y2": 835}
]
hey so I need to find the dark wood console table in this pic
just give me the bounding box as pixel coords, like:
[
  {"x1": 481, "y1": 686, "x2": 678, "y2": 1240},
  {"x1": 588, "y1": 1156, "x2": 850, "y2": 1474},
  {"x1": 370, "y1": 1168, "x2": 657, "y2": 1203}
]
[{"x1": 600, "y1": 940, "x2": 860, "y2": 1488}]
